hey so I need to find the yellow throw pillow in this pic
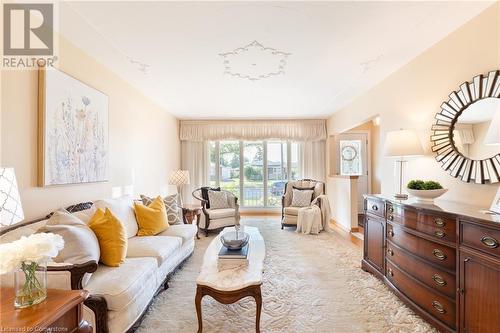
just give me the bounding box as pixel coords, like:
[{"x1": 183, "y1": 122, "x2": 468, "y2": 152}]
[
  {"x1": 134, "y1": 196, "x2": 169, "y2": 236},
  {"x1": 88, "y1": 208, "x2": 127, "y2": 267}
]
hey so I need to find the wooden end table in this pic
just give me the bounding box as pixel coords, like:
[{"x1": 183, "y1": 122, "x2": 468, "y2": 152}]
[
  {"x1": 0, "y1": 288, "x2": 91, "y2": 333},
  {"x1": 195, "y1": 226, "x2": 265, "y2": 332},
  {"x1": 182, "y1": 204, "x2": 202, "y2": 239}
]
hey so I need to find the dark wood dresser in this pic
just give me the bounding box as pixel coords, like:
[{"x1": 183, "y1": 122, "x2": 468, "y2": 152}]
[{"x1": 363, "y1": 194, "x2": 500, "y2": 333}]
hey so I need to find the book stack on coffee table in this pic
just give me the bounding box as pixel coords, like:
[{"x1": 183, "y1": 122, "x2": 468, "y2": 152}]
[{"x1": 217, "y1": 244, "x2": 249, "y2": 270}]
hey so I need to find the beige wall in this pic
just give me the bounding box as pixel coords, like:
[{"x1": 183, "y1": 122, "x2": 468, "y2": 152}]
[
  {"x1": 327, "y1": 176, "x2": 358, "y2": 231},
  {"x1": 1, "y1": 37, "x2": 180, "y2": 220},
  {"x1": 327, "y1": 3, "x2": 500, "y2": 207}
]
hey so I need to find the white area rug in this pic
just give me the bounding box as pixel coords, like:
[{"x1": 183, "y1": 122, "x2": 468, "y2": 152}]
[{"x1": 138, "y1": 217, "x2": 437, "y2": 333}]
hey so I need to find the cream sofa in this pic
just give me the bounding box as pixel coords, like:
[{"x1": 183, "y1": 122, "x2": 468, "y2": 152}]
[
  {"x1": 281, "y1": 179, "x2": 325, "y2": 229},
  {"x1": 0, "y1": 196, "x2": 197, "y2": 333}
]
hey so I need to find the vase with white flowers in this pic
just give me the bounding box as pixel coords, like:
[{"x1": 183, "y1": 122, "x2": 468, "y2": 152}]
[{"x1": 0, "y1": 233, "x2": 64, "y2": 308}]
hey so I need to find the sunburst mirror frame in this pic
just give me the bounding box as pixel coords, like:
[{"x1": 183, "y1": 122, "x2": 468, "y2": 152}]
[{"x1": 431, "y1": 70, "x2": 500, "y2": 184}]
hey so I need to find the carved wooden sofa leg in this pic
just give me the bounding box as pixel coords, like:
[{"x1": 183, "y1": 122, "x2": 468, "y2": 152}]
[
  {"x1": 47, "y1": 261, "x2": 109, "y2": 333},
  {"x1": 84, "y1": 296, "x2": 109, "y2": 333}
]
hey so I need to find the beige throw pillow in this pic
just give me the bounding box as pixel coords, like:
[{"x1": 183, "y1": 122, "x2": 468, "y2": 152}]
[
  {"x1": 208, "y1": 190, "x2": 229, "y2": 209},
  {"x1": 140, "y1": 194, "x2": 182, "y2": 225},
  {"x1": 39, "y1": 210, "x2": 100, "y2": 265},
  {"x1": 291, "y1": 189, "x2": 314, "y2": 207}
]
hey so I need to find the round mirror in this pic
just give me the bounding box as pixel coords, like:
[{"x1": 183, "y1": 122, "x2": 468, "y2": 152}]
[
  {"x1": 453, "y1": 98, "x2": 500, "y2": 160},
  {"x1": 431, "y1": 70, "x2": 500, "y2": 184}
]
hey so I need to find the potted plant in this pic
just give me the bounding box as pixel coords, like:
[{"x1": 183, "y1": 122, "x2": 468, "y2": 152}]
[
  {"x1": 0, "y1": 233, "x2": 64, "y2": 308},
  {"x1": 407, "y1": 180, "x2": 448, "y2": 203}
]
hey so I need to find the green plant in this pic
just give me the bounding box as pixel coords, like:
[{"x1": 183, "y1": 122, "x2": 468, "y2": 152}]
[
  {"x1": 407, "y1": 179, "x2": 443, "y2": 190},
  {"x1": 422, "y1": 181, "x2": 443, "y2": 190},
  {"x1": 407, "y1": 179, "x2": 425, "y2": 190}
]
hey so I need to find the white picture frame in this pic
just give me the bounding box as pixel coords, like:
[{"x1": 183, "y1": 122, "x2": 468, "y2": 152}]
[
  {"x1": 38, "y1": 67, "x2": 109, "y2": 186},
  {"x1": 490, "y1": 187, "x2": 500, "y2": 214}
]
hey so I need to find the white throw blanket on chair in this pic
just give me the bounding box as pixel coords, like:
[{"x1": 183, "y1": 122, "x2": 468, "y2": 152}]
[{"x1": 296, "y1": 195, "x2": 331, "y2": 234}]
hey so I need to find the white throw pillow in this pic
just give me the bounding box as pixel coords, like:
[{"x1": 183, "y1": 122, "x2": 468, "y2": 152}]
[
  {"x1": 208, "y1": 190, "x2": 229, "y2": 209},
  {"x1": 94, "y1": 196, "x2": 138, "y2": 238},
  {"x1": 39, "y1": 210, "x2": 100, "y2": 265},
  {"x1": 291, "y1": 189, "x2": 314, "y2": 207},
  {"x1": 72, "y1": 206, "x2": 97, "y2": 224}
]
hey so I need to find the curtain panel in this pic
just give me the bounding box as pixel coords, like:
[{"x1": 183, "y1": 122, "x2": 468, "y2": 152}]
[
  {"x1": 300, "y1": 140, "x2": 326, "y2": 182},
  {"x1": 180, "y1": 119, "x2": 327, "y2": 142},
  {"x1": 181, "y1": 141, "x2": 210, "y2": 204}
]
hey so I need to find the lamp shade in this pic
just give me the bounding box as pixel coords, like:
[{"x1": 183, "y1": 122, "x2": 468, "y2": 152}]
[
  {"x1": 383, "y1": 129, "x2": 424, "y2": 157},
  {"x1": 0, "y1": 168, "x2": 24, "y2": 226},
  {"x1": 168, "y1": 170, "x2": 190, "y2": 186},
  {"x1": 484, "y1": 107, "x2": 500, "y2": 145}
]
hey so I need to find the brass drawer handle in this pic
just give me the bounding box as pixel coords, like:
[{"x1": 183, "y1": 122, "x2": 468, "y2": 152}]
[
  {"x1": 388, "y1": 230, "x2": 394, "y2": 237},
  {"x1": 387, "y1": 268, "x2": 394, "y2": 277},
  {"x1": 388, "y1": 214, "x2": 394, "y2": 221},
  {"x1": 481, "y1": 236, "x2": 499, "y2": 249},
  {"x1": 434, "y1": 230, "x2": 445, "y2": 238},
  {"x1": 432, "y1": 300, "x2": 446, "y2": 314},
  {"x1": 388, "y1": 207, "x2": 394, "y2": 213},
  {"x1": 387, "y1": 248, "x2": 394, "y2": 256},
  {"x1": 432, "y1": 274, "x2": 447, "y2": 286},
  {"x1": 433, "y1": 249, "x2": 447, "y2": 260},
  {"x1": 372, "y1": 205, "x2": 379, "y2": 211},
  {"x1": 433, "y1": 217, "x2": 445, "y2": 227}
]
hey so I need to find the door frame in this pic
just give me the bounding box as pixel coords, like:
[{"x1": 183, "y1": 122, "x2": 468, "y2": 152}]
[{"x1": 333, "y1": 130, "x2": 372, "y2": 195}]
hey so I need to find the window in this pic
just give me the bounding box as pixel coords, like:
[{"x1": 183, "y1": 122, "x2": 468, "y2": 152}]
[
  {"x1": 209, "y1": 140, "x2": 300, "y2": 208},
  {"x1": 267, "y1": 141, "x2": 287, "y2": 207},
  {"x1": 219, "y1": 141, "x2": 240, "y2": 198},
  {"x1": 209, "y1": 141, "x2": 217, "y2": 187}
]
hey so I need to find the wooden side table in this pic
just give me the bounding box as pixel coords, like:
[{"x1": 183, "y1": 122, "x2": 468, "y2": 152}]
[
  {"x1": 182, "y1": 204, "x2": 203, "y2": 239},
  {"x1": 0, "y1": 288, "x2": 91, "y2": 333}
]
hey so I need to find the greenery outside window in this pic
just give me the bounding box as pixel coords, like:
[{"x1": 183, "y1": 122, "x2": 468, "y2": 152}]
[{"x1": 209, "y1": 140, "x2": 301, "y2": 207}]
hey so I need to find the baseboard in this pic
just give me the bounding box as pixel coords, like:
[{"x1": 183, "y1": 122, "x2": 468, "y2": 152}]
[{"x1": 330, "y1": 219, "x2": 357, "y2": 233}]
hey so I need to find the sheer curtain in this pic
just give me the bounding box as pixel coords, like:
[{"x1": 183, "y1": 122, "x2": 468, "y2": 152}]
[
  {"x1": 181, "y1": 141, "x2": 210, "y2": 204},
  {"x1": 301, "y1": 140, "x2": 326, "y2": 181},
  {"x1": 180, "y1": 120, "x2": 327, "y2": 202},
  {"x1": 180, "y1": 119, "x2": 326, "y2": 142}
]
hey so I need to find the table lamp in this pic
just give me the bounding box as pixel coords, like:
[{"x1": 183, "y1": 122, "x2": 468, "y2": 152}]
[
  {"x1": 484, "y1": 105, "x2": 500, "y2": 145},
  {"x1": 383, "y1": 129, "x2": 424, "y2": 199},
  {"x1": 0, "y1": 168, "x2": 25, "y2": 226},
  {"x1": 169, "y1": 170, "x2": 190, "y2": 206}
]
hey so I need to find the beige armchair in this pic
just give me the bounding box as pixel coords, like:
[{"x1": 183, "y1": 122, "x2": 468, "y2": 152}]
[
  {"x1": 192, "y1": 188, "x2": 240, "y2": 236},
  {"x1": 281, "y1": 179, "x2": 325, "y2": 229}
]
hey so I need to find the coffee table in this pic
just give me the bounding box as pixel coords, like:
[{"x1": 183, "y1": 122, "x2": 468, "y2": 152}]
[{"x1": 195, "y1": 226, "x2": 265, "y2": 333}]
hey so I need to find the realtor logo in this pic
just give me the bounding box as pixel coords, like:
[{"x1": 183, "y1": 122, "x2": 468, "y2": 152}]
[{"x1": 3, "y1": 3, "x2": 53, "y2": 56}]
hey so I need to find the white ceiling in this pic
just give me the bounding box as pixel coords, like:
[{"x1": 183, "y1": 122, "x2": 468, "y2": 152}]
[{"x1": 59, "y1": 1, "x2": 493, "y2": 119}]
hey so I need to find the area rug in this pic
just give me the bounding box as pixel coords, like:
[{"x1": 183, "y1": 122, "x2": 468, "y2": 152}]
[{"x1": 137, "y1": 217, "x2": 437, "y2": 333}]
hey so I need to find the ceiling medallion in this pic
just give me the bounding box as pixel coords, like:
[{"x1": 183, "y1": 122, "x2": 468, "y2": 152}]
[
  {"x1": 127, "y1": 57, "x2": 150, "y2": 75},
  {"x1": 219, "y1": 41, "x2": 291, "y2": 81}
]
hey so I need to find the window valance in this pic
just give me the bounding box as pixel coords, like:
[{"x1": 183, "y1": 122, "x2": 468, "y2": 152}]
[{"x1": 179, "y1": 119, "x2": 327, "y2": 142}]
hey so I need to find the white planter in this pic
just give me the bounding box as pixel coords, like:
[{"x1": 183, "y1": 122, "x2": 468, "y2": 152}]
[{"x1": 406, "y1": 188, "x2": 448, "y2": 203}]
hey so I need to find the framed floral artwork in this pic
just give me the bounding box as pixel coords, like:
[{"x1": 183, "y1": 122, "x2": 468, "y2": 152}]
[{"x1": 38, "y1": 67, "x2": 109, "y2": 186}]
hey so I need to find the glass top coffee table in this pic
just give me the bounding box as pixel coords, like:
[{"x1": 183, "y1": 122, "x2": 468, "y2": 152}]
[{"x1": 195, "y1": 225, "x2": 265, "y2": 333}]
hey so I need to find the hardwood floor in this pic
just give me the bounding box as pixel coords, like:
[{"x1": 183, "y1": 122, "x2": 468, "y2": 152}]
[{"x1": 329, "y1": 222, "x2": 363, "y2": 248}]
